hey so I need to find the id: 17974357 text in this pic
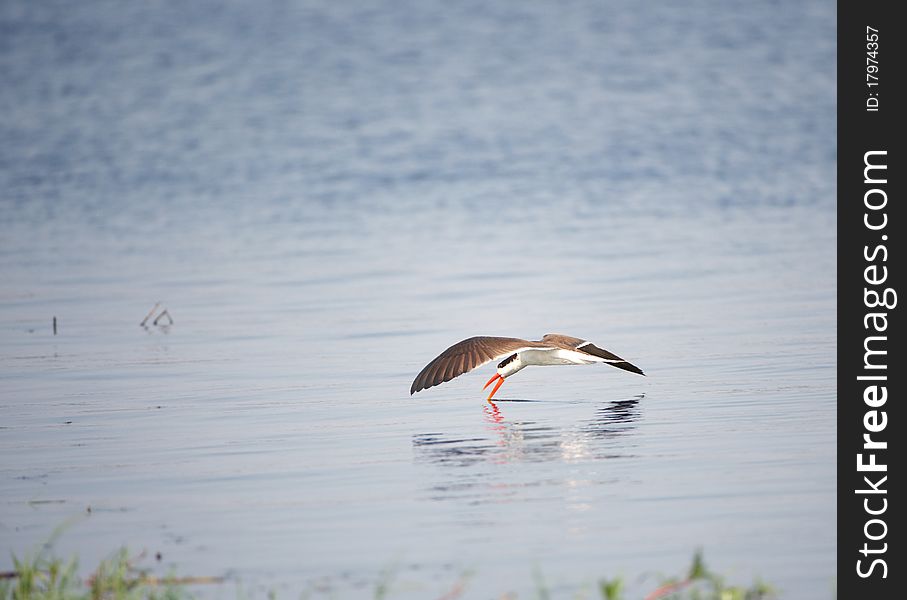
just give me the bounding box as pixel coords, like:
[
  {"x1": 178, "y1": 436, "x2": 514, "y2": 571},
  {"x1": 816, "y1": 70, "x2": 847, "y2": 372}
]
[{"x1": 865, "y1": 26, "x2": 879, "y2": 112}]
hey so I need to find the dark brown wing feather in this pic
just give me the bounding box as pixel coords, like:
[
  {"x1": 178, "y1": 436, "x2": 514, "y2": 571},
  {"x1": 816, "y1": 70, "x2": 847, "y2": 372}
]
[
  {"x1": 540, "y1": 333, "x2": 587, "y2": 348},
  {"x1": 410, "y1": 336, "x2": 539, "y2": 394}
]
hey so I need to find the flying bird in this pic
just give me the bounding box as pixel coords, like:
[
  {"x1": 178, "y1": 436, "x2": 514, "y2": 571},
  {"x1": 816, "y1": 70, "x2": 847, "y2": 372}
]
[{"x1": 410, "y1": 334, "x2": 644, "y2": 401}]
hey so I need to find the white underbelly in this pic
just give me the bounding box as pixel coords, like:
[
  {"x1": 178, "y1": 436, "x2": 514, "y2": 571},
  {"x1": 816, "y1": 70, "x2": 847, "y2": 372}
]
[{"x1": 520, "y1": 348, "x2": 602, "y2": 366}]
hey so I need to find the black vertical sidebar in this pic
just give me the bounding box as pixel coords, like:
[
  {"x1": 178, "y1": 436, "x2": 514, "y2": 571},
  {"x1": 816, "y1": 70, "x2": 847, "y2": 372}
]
[{"x1": 839, "y1": 0, "x2": 902, "y2": 597}]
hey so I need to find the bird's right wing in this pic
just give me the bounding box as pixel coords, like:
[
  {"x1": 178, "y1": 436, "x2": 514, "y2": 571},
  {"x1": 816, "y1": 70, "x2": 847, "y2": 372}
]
[{"x1": 410, "y1": 336, "x2": 543, "y2": 394}]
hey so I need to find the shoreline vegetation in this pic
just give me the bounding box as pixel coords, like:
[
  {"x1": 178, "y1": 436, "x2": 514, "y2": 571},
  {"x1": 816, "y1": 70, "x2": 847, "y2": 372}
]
[{"x1": 1, "y1": 541, "x2": 781, "y2": 600}]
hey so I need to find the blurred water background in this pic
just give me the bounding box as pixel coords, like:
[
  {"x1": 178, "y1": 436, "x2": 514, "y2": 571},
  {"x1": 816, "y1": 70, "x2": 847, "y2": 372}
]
[{"x1": 1, "y1": 0, "x2": 835, "y2": 597}]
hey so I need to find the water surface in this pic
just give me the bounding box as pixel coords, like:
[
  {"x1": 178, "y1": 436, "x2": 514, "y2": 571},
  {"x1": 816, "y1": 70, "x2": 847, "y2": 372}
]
[{"x1": 1, "y1": 0, "x2": 836, "y2": 597}]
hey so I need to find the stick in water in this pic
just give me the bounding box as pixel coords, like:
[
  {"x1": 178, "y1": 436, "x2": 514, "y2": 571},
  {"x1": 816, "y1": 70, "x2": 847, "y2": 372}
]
[{"x1": 140, "y1": 303, "x2": 161, "y2": 327}]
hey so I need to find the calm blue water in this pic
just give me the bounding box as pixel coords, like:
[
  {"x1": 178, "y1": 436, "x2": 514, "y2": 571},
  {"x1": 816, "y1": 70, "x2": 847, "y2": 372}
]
[{"x1": 1, "y1": 0, "x2": 835, "y2": 598}]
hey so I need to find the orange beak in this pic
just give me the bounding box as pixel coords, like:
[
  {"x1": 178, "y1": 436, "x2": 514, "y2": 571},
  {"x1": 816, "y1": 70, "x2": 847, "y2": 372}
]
[{"x1": 483, "y1": 373, "x2": 505, "y2": 402}]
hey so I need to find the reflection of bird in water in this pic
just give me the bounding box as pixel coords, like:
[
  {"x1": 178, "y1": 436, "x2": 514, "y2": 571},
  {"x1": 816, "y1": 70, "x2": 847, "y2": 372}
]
[
  {"x1": 410, "y1": 334, "x2": 644, "y2": 402},
  {"x1": 483, "y1": 395, "x2": 644, "y2": 463},
  {"x1": 582, "y1": 395, "x2": 643, "y2": 439},
  {"x1": 484, "y1": 402, "x2": 505, "y2": 424},
  {"x1": 412, "y1": 395, "x2": 646, "y2": 469}
]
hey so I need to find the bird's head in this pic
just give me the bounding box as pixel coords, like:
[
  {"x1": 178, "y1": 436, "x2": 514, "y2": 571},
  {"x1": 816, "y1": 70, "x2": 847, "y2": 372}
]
[
  {"x1": 496, "y1": 353, "x2": 523, "y2": 377},
  {"x1": 482, "y1": 353, "x2": 525, "y2": 401}
]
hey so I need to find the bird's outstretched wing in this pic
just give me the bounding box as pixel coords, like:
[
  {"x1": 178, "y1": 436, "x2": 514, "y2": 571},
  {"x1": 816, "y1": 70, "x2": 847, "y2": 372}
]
[
  {"x1": 411, "y1": 336, "x2": 544, "y2": 394},
  {"x1": 542, "y1": 333, "x2": 645, "y2": 376}
]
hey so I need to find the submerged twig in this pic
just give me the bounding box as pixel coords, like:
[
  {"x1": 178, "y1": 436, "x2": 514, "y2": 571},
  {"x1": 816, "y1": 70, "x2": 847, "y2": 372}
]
[
  {"x1": 152, "y1": 309, "x2": 173, "y2": 326},
  {"x1": 140, "y1": 303, "x2": 174, "y2": 329},
  {"x1": 140, "y1": 303, "x2": 161, "y2": 327}
]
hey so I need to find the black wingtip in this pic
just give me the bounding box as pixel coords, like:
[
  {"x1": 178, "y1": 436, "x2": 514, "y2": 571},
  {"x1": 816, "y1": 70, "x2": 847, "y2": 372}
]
[{"x1": 612, "y1": 361, "x2": 645, "y2": 376}]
